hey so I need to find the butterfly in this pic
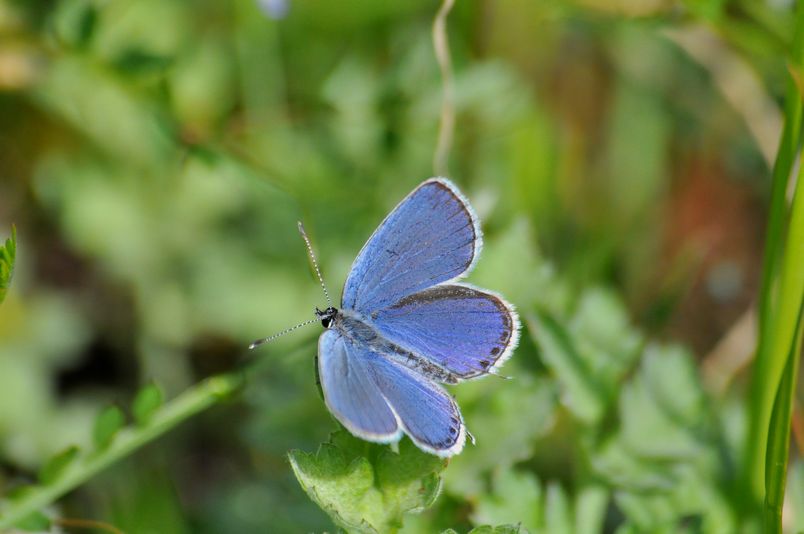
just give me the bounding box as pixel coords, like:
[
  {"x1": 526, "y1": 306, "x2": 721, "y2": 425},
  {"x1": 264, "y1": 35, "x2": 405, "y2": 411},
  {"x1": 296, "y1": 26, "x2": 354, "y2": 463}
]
[{"x1": 251, "y1": 178, "x2": 520, "y2": 456}]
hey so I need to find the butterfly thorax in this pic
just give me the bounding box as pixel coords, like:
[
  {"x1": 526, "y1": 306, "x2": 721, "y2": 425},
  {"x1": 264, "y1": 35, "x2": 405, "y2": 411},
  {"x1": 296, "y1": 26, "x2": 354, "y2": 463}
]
[{"x1": 331, "y1": 308, "x2": 459, "y2": 385}]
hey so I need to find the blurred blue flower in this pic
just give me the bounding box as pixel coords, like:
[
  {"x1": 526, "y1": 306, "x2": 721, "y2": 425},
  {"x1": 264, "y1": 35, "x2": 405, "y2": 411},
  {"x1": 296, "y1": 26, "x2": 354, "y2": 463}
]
[{"x1": 257, "y1": 0, "x2": 289, "y2": 19}]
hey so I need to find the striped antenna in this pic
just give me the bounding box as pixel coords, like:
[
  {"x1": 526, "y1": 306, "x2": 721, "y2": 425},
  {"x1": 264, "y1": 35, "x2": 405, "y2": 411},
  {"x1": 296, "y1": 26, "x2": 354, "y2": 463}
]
[
  {"x1": 249, "y1": 221, "x2": 332, "y2": 350},
  {"x1": 249, "y1": 317, "x2": 318, "y2": 350},
  {"x1": 297, "y1": 221, "x2": 332, "y2": 307}
]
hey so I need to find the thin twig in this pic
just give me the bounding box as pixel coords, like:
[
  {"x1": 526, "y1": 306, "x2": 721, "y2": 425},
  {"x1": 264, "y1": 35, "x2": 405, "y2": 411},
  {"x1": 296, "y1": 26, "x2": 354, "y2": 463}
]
[{"x1": 432, "y1": 0, "x2": 456, "y2": 177}]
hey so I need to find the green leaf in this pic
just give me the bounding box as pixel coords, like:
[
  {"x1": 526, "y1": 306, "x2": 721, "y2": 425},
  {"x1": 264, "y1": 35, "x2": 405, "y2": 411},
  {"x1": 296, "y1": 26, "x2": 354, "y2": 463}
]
[
  {"x1": 528, "y1": 309, "x2": 606, "y2": 424},
  {"x1": 574, "y1": 484, "x2": 608, "y2": 534},
  {"x1": 132, "y1": 382, "x2": 164, "y2": 426},
  {"x1": 619, "y1": 345, "x2": 707, "y2": 459},
  {"x1": 544, "y1": 482, "x2": 571, "y2": 534},
  {"x1": 472, "y1": 469, "x2": 541, "y2": 531},
  {"x1": 38, "y1": 446, "x2": 80, "y2": 485},
  {"x1": 93, "y1": 405, "x2": 125, "y2": 450},
  {"x1": 444, "y1": 375, "x2": 556, "y2": 497},
  {"x1": 585, "y1": 344, "x2": 736, "y2": 531},
  {"x1": 0, "y1": 225, "x2": 17, "y2": 305},
  {"x1": 288, "y1": 430, "x2": 447, "y2": 533},
  {"x1": 528, "y1": 289, "x2": 642, "y2": 425},
  {"x1": 13, "y1": 511, "x2": 51, "y2": 532}
]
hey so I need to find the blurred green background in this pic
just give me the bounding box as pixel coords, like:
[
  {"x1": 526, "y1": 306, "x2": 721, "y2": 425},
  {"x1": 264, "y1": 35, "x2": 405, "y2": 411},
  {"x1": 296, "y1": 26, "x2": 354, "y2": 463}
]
[{"x1": 0, "y1": 0, "x2": 798, "y2": 532}]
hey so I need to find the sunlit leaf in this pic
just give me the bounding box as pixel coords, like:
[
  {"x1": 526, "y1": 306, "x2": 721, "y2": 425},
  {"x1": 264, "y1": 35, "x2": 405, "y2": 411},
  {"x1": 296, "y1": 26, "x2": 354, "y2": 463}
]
[{"x1": 288, "y1": 430, "x2": 446, "y2": 533}]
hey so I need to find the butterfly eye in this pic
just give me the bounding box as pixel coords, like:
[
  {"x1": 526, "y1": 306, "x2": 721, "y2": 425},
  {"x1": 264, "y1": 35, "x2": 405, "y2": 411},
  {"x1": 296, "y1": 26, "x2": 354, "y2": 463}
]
[{"x1": 316, "y1": 306, "x2": 338, "y2": 329}]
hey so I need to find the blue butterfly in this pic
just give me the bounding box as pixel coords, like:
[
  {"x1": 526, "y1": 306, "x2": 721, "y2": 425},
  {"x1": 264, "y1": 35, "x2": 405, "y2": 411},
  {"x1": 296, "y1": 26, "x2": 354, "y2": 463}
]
[{"x1": 251, "y1": 178, "x2": 520, "y2": 456}]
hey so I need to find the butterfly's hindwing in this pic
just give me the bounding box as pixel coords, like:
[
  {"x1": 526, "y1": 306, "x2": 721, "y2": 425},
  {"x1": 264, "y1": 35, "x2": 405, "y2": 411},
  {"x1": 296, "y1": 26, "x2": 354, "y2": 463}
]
[
  {"x1": 318, "y1": 329, "x2": 401, "y2": 442},
  {"x1": 369, "y1": 283, "x2": 520, "y2": 379}
]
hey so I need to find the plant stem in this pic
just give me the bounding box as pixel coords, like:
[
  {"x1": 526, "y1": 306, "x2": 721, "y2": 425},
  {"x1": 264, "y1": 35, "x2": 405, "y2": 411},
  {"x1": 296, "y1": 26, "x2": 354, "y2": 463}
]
[
  {"x1": 432, "y1": 0, "x2": 456, "y2": 178},
  {"x1": 764, "y1": 308, "x2": 804, "y2": 530},
  {"x1": 762, "y1": 142, "x2": 804, "y2": 527},
  {"x1": 745, "y1": 0, "x2": 804, "y2": 504},
  {"x1": 0, "y1": 372, "x2": 245, "y2": 530}
]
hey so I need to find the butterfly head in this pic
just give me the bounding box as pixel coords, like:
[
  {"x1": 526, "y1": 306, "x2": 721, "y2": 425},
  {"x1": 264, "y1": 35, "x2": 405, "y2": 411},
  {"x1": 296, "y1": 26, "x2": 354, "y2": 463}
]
[{"x1": 316, "y1": 306, "x2": 338, "y2": 329}]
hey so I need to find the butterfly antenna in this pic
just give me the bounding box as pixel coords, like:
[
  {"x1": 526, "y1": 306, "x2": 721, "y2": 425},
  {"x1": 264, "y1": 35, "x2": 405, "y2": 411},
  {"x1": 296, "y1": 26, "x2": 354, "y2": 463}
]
[
  {"x1": 249, "y1": 317, "x2": 318, "y2": 350},
  {"x1": 298, "y1": 221, "x2": 332, "y2": 307}
]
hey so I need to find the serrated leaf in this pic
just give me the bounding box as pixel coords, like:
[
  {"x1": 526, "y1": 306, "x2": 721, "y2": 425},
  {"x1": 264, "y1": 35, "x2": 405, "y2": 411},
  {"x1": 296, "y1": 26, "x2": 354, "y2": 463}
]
[
  {"x1": 38, "y1": 446, "x2": 79, "y2": 485},
  {"x1": 0, "y1": 225, "x2": 17, "y2": 305},
  {"x1": 93, "y1": 405, "x2": 125, "y2": 450},
  {"x1": 132, "y1": 383, "x2": 164, "y2": 426},
  {"x1": 13, "y1": 511, "x2": 51, "y2": 532},
  {"x1": 289, "y1": 430, "x2": 447, "y2": 533}
]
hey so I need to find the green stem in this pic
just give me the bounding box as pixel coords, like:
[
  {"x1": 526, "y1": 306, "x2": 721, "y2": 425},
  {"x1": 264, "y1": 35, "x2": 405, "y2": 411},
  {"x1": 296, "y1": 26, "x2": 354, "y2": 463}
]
[
  {"x1": 0, "y1": 372, "x2": 245, "y2": 529},
  {"x1": 761, "y1": 139, "x2": 804, "y2": 525},
  {"x1": 745, "y1": 0, "x2": 804, "y2": 504},
  {"x1": 764, "y1": 306, "x2": 804, "y2": 531}
]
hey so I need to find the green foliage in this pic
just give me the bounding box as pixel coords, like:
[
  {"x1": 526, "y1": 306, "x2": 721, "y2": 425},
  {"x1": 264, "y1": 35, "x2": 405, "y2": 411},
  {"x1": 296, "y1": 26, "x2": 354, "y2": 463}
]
[
  {"x1": 472, "y1": 470, "x2": 541, "y2": 531},
  {"x1": 289, "y1": 430, "x2": 447, "y2": 533},
  {"x1": 93, "y1": 405, "x2": 125, "y2": 450},
  {"x1": 132, "y1": 383, "x2": 164, "y2": 426},
  {"x1": 0, "y1": 373, "x2": 244, "y2": 529},
  {"x1": 442, "y1": 526, "x2": 522, "y2": 534},
  {"x1": 37, "y1": 446, "x2": 79, "y2": 486},
  {"x1": 13, "y1": 510, "x2": 50, "y2": 532},
  {"x1": 0, "y1": 226, "x2": 16, "y2": 306},
  {"x1": 445, "y1": 374, "x2": 557, "y2": 498},
  {"x1": 747, "y1": 3, "x2": 804, "y2": 527},
  {"x1": 529, "y1": 289, "x2": 641, "y2": 424},
  {"x1": 0, "y1": 0, "x2": 800, "y2": 530}
]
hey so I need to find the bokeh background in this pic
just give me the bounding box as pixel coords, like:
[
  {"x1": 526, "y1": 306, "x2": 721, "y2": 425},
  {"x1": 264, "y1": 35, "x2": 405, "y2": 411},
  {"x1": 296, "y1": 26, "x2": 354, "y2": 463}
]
[{"x1": 0, "y1": 0, "x2": 799, "y2": 531}]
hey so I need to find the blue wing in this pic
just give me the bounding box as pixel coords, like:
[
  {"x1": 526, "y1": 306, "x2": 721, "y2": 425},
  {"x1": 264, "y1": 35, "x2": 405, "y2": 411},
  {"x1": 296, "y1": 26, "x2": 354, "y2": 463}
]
[
  {"x1": 369, "y1": 283, "x2": 519, "y2": 380},
  {"x1": 318, "y1": 329, "x2": 401, "y2": 442},
  {"x1": 318, "y1": 329, "x2": 466, "y2": 456},
  {"x1": 364, "y1": 346, "x2": 466, "y2": 456},
  {"x1": 342, "y1": 178, "x2": 481, "y2": 313}
]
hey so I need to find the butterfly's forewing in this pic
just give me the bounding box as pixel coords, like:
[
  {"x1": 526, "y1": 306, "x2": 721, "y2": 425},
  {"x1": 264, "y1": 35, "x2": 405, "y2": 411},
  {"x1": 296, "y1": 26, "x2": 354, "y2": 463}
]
[
  {"x1": 318, "y1": 330, "x2": 401, "y2": 442},
  {"x1": 364, "y1": 347, "x2": 465, "y2": 456},
  {"x1": 342, "y1": 179, "x2": 480, "y2": 313},
  {"x1": 369, "y1": 284, "x2": 519, "y2": 380}
]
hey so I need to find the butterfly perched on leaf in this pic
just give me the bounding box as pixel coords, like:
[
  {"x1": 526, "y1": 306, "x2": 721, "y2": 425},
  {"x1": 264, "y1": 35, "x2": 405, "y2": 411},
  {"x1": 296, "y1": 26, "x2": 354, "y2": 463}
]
[{"x1": 252, "y1": 178, "x2": 519, "y2": 456}]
